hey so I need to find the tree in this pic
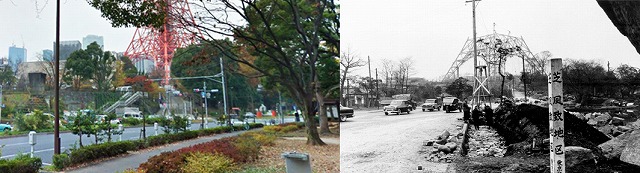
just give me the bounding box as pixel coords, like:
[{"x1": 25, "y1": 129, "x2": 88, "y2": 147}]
[
  {"x1": 530, "y1": 51, "x2": 552, "y2": 74},
  {"x1": 563, "y1": 60, "x2": 609, "y2": 104},
  {"x1": 616, "y1": 64, "x2": 640, "y2": 97},
  {"x1": 64, "y1": 111, "x2": 96, "y2": 148},
  {"x1": 90, "y1": 0, "x2": 337, "y2": 145},
  {"x1": 0, "y1": 65, "x2": 16, "y2": 87},
  {"x1": 63, "y1": 42, "x2": 115, "y2": 91},
  {"x1": 340, "y1": 49, "x2": 365, "y2": 103},
  {"x1": 445, "y1": 77, "x2": 473, "y2": 99}
]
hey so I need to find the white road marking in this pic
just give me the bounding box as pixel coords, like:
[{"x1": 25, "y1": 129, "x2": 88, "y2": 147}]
[
  {"x1": 3, "y1": 142, "x2": 29, "y2": 147},
  {"x1": 0, "y1": 147, "x2": 66, "y2": 159}
]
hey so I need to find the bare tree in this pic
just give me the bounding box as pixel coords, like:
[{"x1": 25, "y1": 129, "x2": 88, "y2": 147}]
[
  {"x1": 530, "y1": 51, "x2": 552, "y2": 74},
  {"x1": 340, "y1": 48, "x2": 365, "y2": 102}
]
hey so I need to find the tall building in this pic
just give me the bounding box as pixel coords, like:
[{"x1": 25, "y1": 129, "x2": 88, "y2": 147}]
[
  {"x1": 82, "y1": 35, "x2": 104, "y2": 49},
  {"x1": 42, "y1": 49, "x2": 53, "y2": 61},
  {"x1": 135, "y1": 59, "x2": 155, "y2": 74},
  {"x1": 8, "y1": 45, "x2": 27, "y2": 73},
  {"x1": 53, "y1": 40, "x2": 81, "y2": 60}
]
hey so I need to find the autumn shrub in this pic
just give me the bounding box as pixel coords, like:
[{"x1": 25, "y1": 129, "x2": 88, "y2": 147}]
[
  {"x1": 241, "y1": 131, "x2": 276, "y2": 146},
  {"x1": 281, "y1": 124, "x2": 299, "y2": 133},
  {"x1": 263, "y1": 125, "x2": 282, "y2": 133},
  {"x1": 181, "y1": 152, "x2": 236, "y2": 173},
  {"x1": 121, "y1": 117, "x2": 141, "y2": 126},
  {"x1": 139, "y1": 151, "x2": 186, "y2": 173},
  {"x1": 234, "y1": 134, "x2": 261, "y2": 161},
  {"x1": 177, "y1": 137, "x2": 247, "y2": 163}
]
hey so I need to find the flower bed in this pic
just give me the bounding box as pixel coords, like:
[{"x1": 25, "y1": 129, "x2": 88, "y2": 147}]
[{"x1": 53, "y1": 123, "x2": 263, "y2": 171}]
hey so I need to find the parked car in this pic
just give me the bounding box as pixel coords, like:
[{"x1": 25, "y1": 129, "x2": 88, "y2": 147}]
[
  {"x1": 244, "y1": 112, "x2": 256, "y2": 118},
  {"x1": 339, "y1": 105, "x2": 354, "y2": 122},
  {"x1": 383, "y1": 100, "x2": 413, "y2": 115},
  {"x1": 0, "y1": 123, "x2": 12, "y2": 132},
  {"x1": 442, "y1": 97, "x2": 462, "y2": 113},
  {"x1": 421, "y1": 99, "x2": 441, "y2": 111}
]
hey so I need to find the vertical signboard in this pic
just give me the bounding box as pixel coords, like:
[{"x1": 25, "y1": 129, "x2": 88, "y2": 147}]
[{"x1": 547, "y1": 58, "x2": 565, "y2": 173}]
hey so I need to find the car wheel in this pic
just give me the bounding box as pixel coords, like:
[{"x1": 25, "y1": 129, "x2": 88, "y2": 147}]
[
  {"x1": 396, "y1": 112, "x2": 400, "y2": 115},
  {"x1": 385, "y1": 112, "x2": 389, "y2": 115},
  {"x1": 339, "y1": 115, "x2": 347, "y2": 122},
  {"x1": 4, "y1": 128, "x2": 9, "y2": 131},
  {"x1": 422, "y1": 109, "x2": 425, "y2": 112}
]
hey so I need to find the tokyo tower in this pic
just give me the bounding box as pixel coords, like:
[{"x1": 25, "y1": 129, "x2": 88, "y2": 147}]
[{"x1": 124, "y1": 0, "x2": 201, "y2": 85}]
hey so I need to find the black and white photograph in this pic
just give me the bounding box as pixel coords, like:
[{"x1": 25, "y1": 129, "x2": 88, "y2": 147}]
[{"x1": 341, "y1": 0, "x2": 640, "y2": 172}]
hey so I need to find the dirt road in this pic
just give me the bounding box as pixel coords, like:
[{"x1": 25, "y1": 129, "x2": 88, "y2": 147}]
[{"x1": 341, "y1": 108, "x2": 463, "y2": 173}]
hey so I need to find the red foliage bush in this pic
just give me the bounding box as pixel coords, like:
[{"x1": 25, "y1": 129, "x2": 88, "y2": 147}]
[
  {"x1": 176, "y1": 137, "x2": 249, "y2": 163},
  {"x1": 138, "y1": 151, "x2": 185, "y2": 173}
]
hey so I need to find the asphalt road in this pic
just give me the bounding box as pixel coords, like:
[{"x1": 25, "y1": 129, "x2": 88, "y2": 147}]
[
  {"x1": 0, "y1": 117, "x2": 297, "y2": 165},
  {"x1": 340, "y1": 108, "x2": 462, "y2": 173}
]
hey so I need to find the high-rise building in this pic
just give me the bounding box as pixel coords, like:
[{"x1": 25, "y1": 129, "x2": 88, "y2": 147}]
[
  {"x1": 42, "y1": 49, "x2": 53, "y2": 61},
  {"x1": 8, "y1": 45, "x2": 27, "y2": 73},
  {"x1": 135, "y1": 59, "x2": 155, "y2": 74},
  {"x1": 53, "y1": 40, "x2": 81, "y2": 60},
  {"x1": 82, "y1": 35, "x2": 104, "y2": 49}
]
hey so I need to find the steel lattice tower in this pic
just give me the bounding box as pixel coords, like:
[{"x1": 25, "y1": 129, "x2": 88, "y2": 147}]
[{"x1": 124, "y1": 0, "x2": 200, "y2": 85}]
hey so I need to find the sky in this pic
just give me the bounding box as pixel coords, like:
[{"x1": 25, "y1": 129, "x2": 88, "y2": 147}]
[
  {"x1": 341, "y1": 0, "x2": 640, "y2": 81},
  {"x1": 0, "y1": 0, "x2": 136, "y2": 62}
]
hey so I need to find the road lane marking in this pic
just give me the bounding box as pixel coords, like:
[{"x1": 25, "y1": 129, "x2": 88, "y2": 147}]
[
  {"x1": 3, "y1": 142, "x2": 29, "y2": 147},
  {"x1": 0, "y1": 147, "x2": 66, "y2": 159}
]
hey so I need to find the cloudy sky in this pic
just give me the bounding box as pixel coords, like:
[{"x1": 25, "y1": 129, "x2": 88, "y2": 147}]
[
  {"x1": 341, "y1": 0, "x2": 640, "y2": 81},
  {"x1": 0, "y1": 0, "x2": 136, "y2": 62}
]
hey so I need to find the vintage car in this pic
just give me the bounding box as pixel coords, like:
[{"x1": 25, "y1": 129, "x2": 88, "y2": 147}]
[
  {"x1": 339, "y1": 105, "x2": 354, "y2": 122},
  {"x1": 421, "y1": 99, "x2": 441, "y2": 111},
  {"x1": 383, "y1": 100, "x2": 413, "y2": 115},
  {"x1": 442, "y1": 97, "x2": 462, "y2": 113}
]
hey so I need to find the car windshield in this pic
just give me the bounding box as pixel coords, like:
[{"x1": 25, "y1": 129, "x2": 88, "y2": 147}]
[
  {"x1": 390, "y1": 100, "x2": 404, "y2": 105},
  {"x1": 443, "y1": 98, "x2": 457, "y2": 103},
  {"x1": 425, "y1": 99, "x2": 436, "y2": 103}
]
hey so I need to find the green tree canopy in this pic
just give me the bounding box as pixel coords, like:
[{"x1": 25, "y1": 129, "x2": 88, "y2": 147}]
[{"x1": 445, "y1": 77, "x2": 473, "y2": 99}]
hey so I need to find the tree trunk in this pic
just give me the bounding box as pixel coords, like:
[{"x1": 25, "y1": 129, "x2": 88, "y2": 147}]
[
  {"x1": 316, "y1": 91, "x2": 331, "y2": 134},
  {"x1": 303, "y1": 97, "x2": 325, "y2": 145},
  {"x1": 78, "y1": 133, "x2": 83, "y2": 147}
]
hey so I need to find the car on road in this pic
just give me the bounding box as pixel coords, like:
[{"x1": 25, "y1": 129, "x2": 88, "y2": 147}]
[
  {"x1": 244, "y1": 112, "x2": 256, "y2": 118},
  {"x1": 421, "y1": 99, "x2": 441, "y2": 111},
  {"x1": 383, "y1": 100, "x2": 412, "y2": 115},
  {"x1": 442, "y1": 97, "x2": 462, "y2": 113},
  {"x1": 339, "y1": 105, "x2": 354, "y2": 122},
  {"x1": 0, "y1": 123, "x2": 11, "y2": 132}
]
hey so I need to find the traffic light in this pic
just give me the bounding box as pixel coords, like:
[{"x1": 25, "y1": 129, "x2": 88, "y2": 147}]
[{"x1": 194, "y1": 89, "x2": 201, "y2": 92}]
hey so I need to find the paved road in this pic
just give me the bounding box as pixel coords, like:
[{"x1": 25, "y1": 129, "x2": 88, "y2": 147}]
[
  {"x1": 340, "y1": 109, "x2": 462, "y2": 173},
  {"x1": 0, "y1": 117, "x2": 297, "y2": 165}
]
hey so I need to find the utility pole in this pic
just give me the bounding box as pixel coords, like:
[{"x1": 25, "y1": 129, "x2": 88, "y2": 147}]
[
  {"x1": 368, "y1": 56, "x2": 372, "y2": 107},
  {"x1": 203, "y1": 82, "x2": 208, "y2": 128},
  {"x1": 219, "y1": 57, "x2": 229, "y2": 125},
  {"x1": 376, "y1": 68, "x2": 379, "y2": 109},
  {"x1": 346, "y1": 79, "x2": 350, "y2": 107},
  {"x1": 466, "y1": 0, "x2": 480, "y2": 105},
  {"x1": 54, "y1": 0, "x2": 61, "y2": 155}
]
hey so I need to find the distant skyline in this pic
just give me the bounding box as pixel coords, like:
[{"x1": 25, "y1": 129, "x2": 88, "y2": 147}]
[
  {"x1": 0, "y1": 0, "x2": 136, "y2": 62},
  {"x1": 342, "y1": 0, "x2": 640, "y2": 81}
]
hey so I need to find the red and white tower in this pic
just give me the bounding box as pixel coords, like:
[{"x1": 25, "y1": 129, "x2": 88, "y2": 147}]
[{"x1": 124, "y1": 0, "x2": 200, "y2": 85}]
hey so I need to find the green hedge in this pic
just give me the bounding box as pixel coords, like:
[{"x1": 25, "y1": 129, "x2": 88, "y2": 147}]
[
  {"x1": 53, "y1": 123, "x2": 264, "y2": 171},
  {"x1": 0, "y1": 154, "x2": 42, "y2": 173}
]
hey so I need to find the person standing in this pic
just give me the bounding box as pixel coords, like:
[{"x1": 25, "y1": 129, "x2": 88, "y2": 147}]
[
  {"x1": 463, "y1": 103, "x2": 471, "y2": 123},
  {"x1": 484, "y1": 105, "x2": 494, "y2": 126},
  {"x1": 471, "y1": 105, "x2": 482, "y2": 130}
]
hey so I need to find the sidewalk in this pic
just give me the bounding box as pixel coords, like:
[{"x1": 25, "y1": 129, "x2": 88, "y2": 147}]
[{"x1": 66, "y1": 129, "x2": 257, "y2": 173}]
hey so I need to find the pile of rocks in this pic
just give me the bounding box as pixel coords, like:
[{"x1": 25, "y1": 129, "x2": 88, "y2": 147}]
[
  {"x1": 422, "y1": 130, "x2": 461, "y2": 163},
  {"x1": 467, "y1": 126, "x2": 508, "y2": 157},
  {"x1": 571, "y1": 111, "x2": 633, "y2": 138}
]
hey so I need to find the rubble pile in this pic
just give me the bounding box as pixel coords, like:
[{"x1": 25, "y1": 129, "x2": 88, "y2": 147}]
[
  {"x1": 467, "y1": 126, "x2": 508, "y2": 157},
  {"x1": 421, "y1": 130, "x2": 462, "y2": 163},
  {"x1": 492, "y1": 103, "x2": 610, "y2": 154}
]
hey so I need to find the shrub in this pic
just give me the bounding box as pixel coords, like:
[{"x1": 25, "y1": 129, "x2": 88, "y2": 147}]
[
  {"x1": 52, "y1": 153, "x2": 71, "y2": 170},
  {"x1": 234, "y1": 134, "x2": 261, "y2": 161},
  {"x1": 0, "y1": 154, "x2": 42, "y2": 173},
  {"x1": 281, "y1": 124, "x2": 299, "y2": 133},
  {"x1": 181, "y1": 152, "x2": 236, "y2": 173},
  {"x1": 241, "y1": 131, "x2": 276, "y2": 146},
  {"x1": 14, "y1": 109, "x2": 52, "y2": 131},
  {"x1": 139, "y1": 151, "x2": 186, "y2": 173},
  {"x1": 177, "y1": 137, "x2": 246, "y2": 163},
  {"x1": 146, "y1": 130, "x2": 199, "y2": 148},
  {"x1": 122, "y1": 118, "x2": 141, "y2": 126},
  {"x1": 68, "y1": 141, "x2": 134, "y2": 167},
  {"x1": 263, "y1": 125, "x2": 282, "y2": 133}
]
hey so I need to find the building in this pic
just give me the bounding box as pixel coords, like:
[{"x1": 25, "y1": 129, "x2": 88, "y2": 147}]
[
  {"x1": 82, "y1": 35, "x2": 104, "y2": 49},
  {"x1": 8, "y1": 45, "x2": 27, "y2": 73},
  {"x1": 53, "y1": 40, "x2": 81, "y2": 60},
  {"x1": 135, "y1": 59, "x2": 155, "y2": 74},
  {"x1": 42, "y1": 49, "x2": 53, "y2": 61}
]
